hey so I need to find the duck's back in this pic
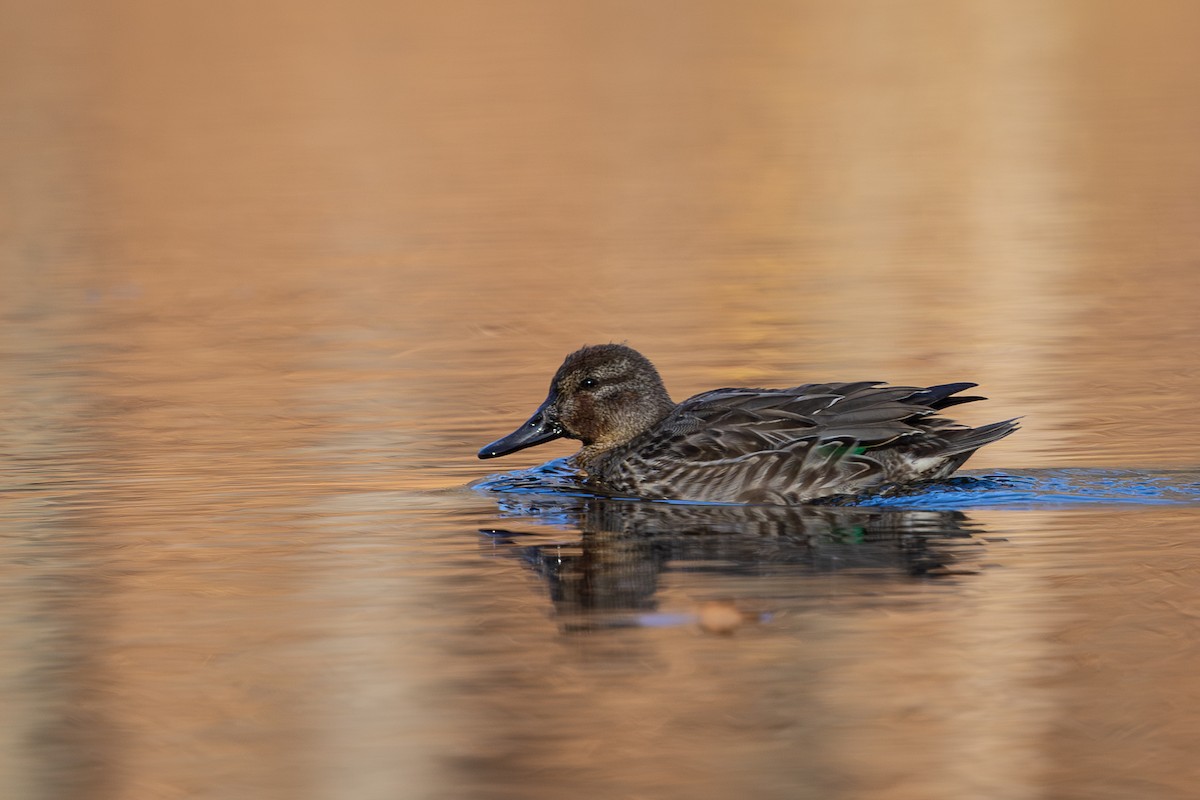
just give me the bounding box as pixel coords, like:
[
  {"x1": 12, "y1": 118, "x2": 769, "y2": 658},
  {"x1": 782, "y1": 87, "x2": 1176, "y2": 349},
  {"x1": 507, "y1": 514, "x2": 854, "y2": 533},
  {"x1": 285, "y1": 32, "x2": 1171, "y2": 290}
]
[{"x1": 586, "y1": 381, "x2": 1017, "y2": 504}]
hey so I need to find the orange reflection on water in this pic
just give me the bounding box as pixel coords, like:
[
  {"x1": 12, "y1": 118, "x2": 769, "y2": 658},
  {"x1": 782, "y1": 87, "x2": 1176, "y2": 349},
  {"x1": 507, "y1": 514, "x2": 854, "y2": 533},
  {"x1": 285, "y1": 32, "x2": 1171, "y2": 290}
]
[{"x1": 5, "y1": 1, "x2": 1200, "y2": 799}]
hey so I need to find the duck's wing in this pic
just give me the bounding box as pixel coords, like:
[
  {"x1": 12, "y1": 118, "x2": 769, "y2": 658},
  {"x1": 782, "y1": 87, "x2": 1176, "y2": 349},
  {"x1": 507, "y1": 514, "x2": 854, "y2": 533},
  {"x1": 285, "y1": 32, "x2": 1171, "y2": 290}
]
[
  {"x1": 603, "y1": 382, "x2": 1011, "y2": 503},
  {"x1": 671, "y1": 381, "x2": 981, "y2": 450}
]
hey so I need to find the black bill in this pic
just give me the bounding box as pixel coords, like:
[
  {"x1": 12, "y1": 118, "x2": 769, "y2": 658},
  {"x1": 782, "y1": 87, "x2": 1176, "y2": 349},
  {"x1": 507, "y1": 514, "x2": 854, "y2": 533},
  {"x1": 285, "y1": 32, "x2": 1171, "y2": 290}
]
[{"x1": 477, "y1": 396, "x2": 564, "y2": 459}]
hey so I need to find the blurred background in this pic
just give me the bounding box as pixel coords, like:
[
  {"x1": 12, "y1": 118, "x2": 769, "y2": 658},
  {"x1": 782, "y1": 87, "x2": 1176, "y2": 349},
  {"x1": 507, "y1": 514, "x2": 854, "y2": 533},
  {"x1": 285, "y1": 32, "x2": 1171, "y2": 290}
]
[{"x1": 4, "y1": 1, "x2": 1200, "y2": 799}]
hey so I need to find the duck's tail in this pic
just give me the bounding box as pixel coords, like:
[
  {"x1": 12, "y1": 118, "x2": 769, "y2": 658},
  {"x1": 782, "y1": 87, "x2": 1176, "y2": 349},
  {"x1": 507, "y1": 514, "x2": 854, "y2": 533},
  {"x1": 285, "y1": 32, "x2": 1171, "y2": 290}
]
[
  {"x1": 940, "y1": 418, "x2": 1021, "y2": 457},
  {"x1": 918, "y1": 418, "x2": 1021, "y2": 479}
]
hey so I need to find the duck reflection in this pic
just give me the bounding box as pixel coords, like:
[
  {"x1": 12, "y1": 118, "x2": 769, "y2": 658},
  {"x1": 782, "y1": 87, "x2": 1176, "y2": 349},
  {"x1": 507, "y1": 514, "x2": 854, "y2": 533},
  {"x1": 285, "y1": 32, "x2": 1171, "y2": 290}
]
[{"x1": 480, "y1": 493, "x2": 987, "y2": 627}]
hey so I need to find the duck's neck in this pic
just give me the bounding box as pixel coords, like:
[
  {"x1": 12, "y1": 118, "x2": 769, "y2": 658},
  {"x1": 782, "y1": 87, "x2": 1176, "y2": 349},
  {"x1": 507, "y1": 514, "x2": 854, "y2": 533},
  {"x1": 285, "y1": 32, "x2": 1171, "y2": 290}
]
[{"x1": 576, "y1": 388, "x2": 675, "y2": 468}]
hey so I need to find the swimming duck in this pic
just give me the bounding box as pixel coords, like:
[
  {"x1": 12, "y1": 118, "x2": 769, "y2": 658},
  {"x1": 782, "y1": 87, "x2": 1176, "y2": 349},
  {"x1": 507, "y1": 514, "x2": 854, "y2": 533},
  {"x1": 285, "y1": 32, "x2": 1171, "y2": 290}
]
[{"x1": 478, "y1": 344, "x2": 1017, "y2": 504}]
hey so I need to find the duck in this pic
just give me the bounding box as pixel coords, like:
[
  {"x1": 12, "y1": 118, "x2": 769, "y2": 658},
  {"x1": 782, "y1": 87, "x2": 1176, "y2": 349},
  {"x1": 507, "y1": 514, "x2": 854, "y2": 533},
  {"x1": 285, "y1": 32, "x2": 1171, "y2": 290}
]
[{"x1": 478, "y1": 344, "x2": 1017, "y2": 504}]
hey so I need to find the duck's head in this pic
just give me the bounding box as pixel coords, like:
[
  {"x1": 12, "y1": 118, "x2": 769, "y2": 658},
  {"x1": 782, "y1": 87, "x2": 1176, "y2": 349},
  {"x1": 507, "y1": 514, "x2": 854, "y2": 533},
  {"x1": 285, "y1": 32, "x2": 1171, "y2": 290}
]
[{"x1": 478, "y1": 344, "x2": 675, "y2": 460}]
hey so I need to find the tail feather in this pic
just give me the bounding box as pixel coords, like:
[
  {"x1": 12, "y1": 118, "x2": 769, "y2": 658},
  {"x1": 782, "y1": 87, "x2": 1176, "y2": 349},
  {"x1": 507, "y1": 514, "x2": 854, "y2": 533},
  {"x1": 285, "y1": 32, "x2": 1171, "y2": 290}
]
[
  {"x1": 939, "y1": 418, "x2": 1021, "y2": 456},
  {"x1": 928, "y1": 394, "x2": 988, "y2": 410},
  {"x1": 903, "y1": 382, "x2": 988, "y2": 411}
]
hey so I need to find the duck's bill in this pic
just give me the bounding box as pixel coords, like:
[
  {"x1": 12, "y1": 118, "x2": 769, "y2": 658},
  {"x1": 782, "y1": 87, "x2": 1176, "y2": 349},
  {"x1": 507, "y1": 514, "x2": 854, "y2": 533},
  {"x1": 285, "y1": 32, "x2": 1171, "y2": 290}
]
[{"x1": 478, "y1": 399, "x2": 564, "y2": 459}]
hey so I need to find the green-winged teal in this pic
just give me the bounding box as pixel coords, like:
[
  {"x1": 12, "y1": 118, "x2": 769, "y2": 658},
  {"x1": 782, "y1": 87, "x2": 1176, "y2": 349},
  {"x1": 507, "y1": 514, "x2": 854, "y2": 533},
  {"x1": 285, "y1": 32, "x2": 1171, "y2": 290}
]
[{"x1": 478, "y1": 344, "x2": 1017, "y2": 504}]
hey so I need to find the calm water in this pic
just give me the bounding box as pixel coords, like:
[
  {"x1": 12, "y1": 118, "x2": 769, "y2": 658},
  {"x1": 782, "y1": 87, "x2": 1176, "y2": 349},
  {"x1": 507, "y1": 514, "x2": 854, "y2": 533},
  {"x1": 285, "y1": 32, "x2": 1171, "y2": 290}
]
[{"x1": 5, "y1": 2, "x2": 1200, "y2": 798}]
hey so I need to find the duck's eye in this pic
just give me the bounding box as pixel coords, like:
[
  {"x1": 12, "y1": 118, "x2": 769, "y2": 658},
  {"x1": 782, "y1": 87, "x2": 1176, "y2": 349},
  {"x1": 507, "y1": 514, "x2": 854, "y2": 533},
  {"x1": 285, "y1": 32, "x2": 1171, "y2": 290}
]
[{"x1": 580, "y1": 377, "x2": 599, "y2": 390}]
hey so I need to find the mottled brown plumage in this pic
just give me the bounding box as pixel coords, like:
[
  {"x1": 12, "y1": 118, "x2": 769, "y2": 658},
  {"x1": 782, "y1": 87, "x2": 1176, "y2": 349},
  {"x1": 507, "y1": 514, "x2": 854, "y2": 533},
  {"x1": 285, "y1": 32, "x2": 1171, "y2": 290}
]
[{"x1": 479, "y1": 344, "x2": 1017, "y2": 504}]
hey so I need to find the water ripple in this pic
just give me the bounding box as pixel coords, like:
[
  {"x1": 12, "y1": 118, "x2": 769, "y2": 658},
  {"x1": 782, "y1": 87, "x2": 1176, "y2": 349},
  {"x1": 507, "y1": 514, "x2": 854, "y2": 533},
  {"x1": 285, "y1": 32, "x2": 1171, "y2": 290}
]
[{"x1": 472, "y1": 461, "x2": 1200, "y2": 510}]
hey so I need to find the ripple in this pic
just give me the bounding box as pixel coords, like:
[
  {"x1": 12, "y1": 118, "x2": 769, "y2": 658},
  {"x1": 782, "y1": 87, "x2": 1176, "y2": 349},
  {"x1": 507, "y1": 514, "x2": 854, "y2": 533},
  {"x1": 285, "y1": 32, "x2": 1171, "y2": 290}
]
[{"x1": 472, "y1": 461, "x2": 1200, "y2": 510}]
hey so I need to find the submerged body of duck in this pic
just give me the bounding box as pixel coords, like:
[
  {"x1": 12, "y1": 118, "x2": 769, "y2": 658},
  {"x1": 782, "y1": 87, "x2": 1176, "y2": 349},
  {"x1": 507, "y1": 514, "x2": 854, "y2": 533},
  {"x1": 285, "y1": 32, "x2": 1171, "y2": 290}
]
[{"x1": 478, "y1": 344, "x2": 1017, "y2": 504}]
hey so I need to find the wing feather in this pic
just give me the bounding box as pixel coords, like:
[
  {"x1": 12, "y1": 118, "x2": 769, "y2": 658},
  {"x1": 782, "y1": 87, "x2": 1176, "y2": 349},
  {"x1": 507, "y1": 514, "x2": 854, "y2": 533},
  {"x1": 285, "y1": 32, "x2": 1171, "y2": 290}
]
[{"x1": 591, "y1": 381, "x2": 1014, "y2": 503}]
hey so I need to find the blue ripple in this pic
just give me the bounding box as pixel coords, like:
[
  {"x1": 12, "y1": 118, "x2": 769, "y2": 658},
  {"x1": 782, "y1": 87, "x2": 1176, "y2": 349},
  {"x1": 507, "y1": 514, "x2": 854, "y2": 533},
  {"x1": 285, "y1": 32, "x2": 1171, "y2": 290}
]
[
  {"x1": 859, "y1": 469, "x2": 1200, "y2": 509},
  {"x1": 472, "y1": 461, "x2": 1200, "y2": 510}
]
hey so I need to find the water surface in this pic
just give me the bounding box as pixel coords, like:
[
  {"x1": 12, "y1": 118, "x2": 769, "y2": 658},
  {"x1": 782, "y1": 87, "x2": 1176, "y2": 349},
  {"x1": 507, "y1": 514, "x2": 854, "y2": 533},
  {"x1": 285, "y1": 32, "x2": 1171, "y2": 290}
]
[{"x1": 5, "y1": 2, "x2": 1200, "y2": 799}]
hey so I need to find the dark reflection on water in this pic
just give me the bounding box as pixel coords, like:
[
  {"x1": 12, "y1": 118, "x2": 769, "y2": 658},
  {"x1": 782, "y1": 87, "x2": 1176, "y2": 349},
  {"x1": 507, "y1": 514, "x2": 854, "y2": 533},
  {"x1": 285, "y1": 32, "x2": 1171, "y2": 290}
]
[{"x1": 479, "y1": 491, "x2": 986, "y2": 628}]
